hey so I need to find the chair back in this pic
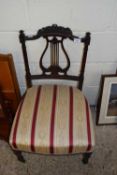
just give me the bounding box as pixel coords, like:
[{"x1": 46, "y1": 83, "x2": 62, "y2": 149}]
[{"x1": 19, "y1": 24, "x2": 90, "y2": 90}]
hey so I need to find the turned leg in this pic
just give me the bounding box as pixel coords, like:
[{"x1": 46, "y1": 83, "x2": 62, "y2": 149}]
[
  {"x1": 82, "y1": 152, "x2": 92, "y2": 164},
  {"x1": 13, "y1": 150, "x2": 25, "y2": 163}
]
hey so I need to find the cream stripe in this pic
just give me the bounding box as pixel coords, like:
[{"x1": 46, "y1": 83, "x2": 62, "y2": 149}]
[
  {"x1": 15, "y1": 86, "x2": 38, "y2": 151},
  {"x1": 34, "y1": 85, "x2": 53, "y2": 153},
  {"x1": 73, "y1": 88, "x2": 88, "y2": 153},
  {"x1": 54, "y1": 85, "x2": 69, "y2": 154}
]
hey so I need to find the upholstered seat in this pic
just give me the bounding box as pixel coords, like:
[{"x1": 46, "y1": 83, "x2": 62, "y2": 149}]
[{"x1": 9, "y1": 85, "x2": 95, "y2": 154}]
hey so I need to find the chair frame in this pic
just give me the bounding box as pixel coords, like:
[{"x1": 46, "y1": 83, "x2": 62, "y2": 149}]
[{"x1": 13, "y1": 24, "x2": 92, "y2": 164}]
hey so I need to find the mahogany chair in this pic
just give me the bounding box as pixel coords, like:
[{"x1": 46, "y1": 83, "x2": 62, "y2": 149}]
[{"x1": 9, "y1": 24, "x2": 95, "y2": 164}]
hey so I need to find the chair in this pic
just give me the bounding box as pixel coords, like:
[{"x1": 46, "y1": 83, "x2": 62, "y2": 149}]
[{"x1": 9, "y1": 24, "x2": 95, "y2": 164}]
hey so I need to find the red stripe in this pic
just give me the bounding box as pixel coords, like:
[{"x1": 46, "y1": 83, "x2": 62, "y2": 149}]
[
  {"x1": 12, "y1": 97, "x2": 25, "y2": 149},
  {"x1": 30, "y1": 86, "x2": 41, "y2": 152},
  {"x1": 69, "y1": 87, "x2": 73, "y2": 153},
  {"x1": 50, "y1": 85, "x2": 57, "y2": 153},
  {"x1": 85, "y1": 98, "x2": 92, "y2": 151}
]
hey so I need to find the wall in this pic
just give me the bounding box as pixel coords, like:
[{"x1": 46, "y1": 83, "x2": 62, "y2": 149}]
[{"x1": 0, "y1": 0, "x2": 117, "y2": 105}]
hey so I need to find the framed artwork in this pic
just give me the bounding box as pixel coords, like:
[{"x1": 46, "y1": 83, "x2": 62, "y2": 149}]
[{"x1": 97, "y1": 74, "x2": 117, "y2": 124}]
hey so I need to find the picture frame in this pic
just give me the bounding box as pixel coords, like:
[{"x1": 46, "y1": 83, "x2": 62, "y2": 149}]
[{"x1": 97, "y1": 74, "x2": 117, "y2": 125}]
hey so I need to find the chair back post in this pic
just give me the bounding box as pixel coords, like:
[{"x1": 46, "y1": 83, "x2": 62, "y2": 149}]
[
  {"x1": 79, "y1": 32, "x2": 91, "y2": 90},
  {"x1": 19, "y1": 30, "x2": 32, "y2": 88}
]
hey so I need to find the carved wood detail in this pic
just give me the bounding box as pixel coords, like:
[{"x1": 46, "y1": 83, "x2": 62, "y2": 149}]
[{"x1": 19, "y1": 24, "x2": 90, "y2": 90}]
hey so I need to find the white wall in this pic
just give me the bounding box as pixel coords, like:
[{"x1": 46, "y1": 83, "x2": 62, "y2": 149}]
[{"x1": 0, "y1": 0, "x2": 117, "y2": 105}]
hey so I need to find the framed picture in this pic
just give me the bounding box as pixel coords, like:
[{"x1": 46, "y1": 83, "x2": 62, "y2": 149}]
[{"x1": 97, "y1": 74, "x2": 117, "y2": 124}]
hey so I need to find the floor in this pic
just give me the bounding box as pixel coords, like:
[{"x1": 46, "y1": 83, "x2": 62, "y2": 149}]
[{"x1": 0, "y1": 108, "x2": 117, "y2": 175}]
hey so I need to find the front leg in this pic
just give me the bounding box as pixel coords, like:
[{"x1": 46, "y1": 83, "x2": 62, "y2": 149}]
[
  {"x1": 13, "y1": 150, "x2": 25, "y2": 163},
  {"x1": 82, "y1": 152, "x2": 92, "y2": 164}
]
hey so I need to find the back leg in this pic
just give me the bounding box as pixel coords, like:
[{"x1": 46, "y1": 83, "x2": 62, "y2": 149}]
[{"x1": 82, "y1": 152, "x2": 92, "y2": 164}]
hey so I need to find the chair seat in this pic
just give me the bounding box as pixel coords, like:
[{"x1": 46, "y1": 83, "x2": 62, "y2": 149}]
[{"x1": 9, "y1": 85, "x2": 95, "y2": 154}]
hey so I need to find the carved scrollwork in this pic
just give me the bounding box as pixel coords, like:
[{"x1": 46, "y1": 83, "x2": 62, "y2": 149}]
[
  {"x1": 20, "y1": 24, "x2": 75, "y2": 41},
  {"x1": 37, "y1": 24, "x2": 74, "y2": 40}
]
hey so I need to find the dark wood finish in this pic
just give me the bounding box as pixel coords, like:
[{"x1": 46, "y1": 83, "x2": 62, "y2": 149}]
[
  {"x1": 0, "y1": 90, "x2": 12, "y2": 141},
  {"x1": 96, "y1": 74, "x2": 117, "y2": 125},
  {"x1": 0, "y1": 87, "x2": 7, "y2": 118},
  {"x1": 82, "y1": 152, "x2": 92, "y2": 164},
  {"x1": 19, "y1": 24, "x2": 90, "y2": 90},
  {"x1": 0, "y1": 54, "x2": 21, "y2": 117},
  {"x1": 0, "y1": 118, "x2": 11, "y2": 141},
  {"x1": 79, "y1": 32, "x2": 90, "y2": 89},
  {"x1": 13, "y1": 150, "x2": 25, "y2": 162},
  {"x1": 0, "y1": 54, "x2": 21, "y2": 140}
]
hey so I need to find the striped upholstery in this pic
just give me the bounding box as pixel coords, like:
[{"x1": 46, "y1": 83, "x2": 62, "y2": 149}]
[{"x1": 9, "y1": 85, "x2": 95, "y2": 154}]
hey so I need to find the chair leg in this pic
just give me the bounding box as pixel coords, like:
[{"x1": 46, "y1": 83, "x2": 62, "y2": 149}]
[
  {"x1": 13, "y1": 150, "x2": 25, "y2": 163},
  {"x1": 82, "y1": 152, "x2": 92, "y2": 164}
]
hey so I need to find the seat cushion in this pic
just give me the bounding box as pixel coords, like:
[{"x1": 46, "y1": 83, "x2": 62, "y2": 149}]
[{"x1": 9, "y1": 85, "x2": 95, "y2": 154}]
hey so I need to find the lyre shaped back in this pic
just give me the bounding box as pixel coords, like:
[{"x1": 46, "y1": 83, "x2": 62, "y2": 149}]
[
  {"x1": 19, "y1": 24, "x2": 90, "y2": 90},
  {"x1": 40, "y1": 35, "x2": 70, "y2": 75}
]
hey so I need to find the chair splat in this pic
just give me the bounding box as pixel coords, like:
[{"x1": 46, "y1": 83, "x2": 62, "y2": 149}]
[
  {"x1": 40, "y1": 36, "x2": 71, "y2": 75},
  {"x1": 19, "y1": 24, "x2": 90, "y2": 90}
]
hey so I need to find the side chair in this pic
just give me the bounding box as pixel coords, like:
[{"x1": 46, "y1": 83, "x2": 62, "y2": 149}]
[{"x1": 9, "y1": 24, "x2": 95, "y2": 164}]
